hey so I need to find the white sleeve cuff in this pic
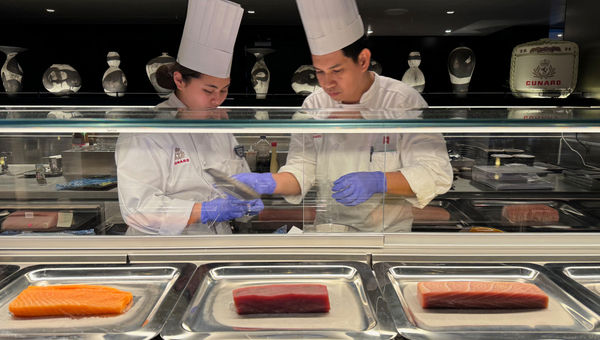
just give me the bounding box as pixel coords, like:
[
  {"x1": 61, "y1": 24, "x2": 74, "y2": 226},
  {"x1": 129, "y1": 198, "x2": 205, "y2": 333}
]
[
  {"x1": 399, "y1": 166, "x2": 437, "y2": 208},
  {"x1": 157, "y1": 199, "x2": 197, "y2": 235},
  {"x1": 278, "y1": 167, "x2": 307, "y2": 205}
]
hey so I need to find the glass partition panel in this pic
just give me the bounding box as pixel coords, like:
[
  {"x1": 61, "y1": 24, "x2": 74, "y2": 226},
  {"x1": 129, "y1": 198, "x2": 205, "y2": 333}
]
[{"x1": 0, "y1": 107, "x2": 599, "y2": 237}]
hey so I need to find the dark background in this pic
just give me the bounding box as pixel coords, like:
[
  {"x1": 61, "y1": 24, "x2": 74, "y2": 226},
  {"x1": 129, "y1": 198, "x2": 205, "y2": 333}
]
[{"x1": 0, "y1": 0, "x2": 599, "y2": 107}]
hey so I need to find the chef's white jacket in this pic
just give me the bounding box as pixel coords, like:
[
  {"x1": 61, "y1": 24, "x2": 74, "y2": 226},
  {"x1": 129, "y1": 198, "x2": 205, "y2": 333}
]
[
  {"x1": 116, "y1": 94, "x2": 249, "y2": 235},
  {"x1": 279, "y1": 73, "x2": 453, "y2": 232}
]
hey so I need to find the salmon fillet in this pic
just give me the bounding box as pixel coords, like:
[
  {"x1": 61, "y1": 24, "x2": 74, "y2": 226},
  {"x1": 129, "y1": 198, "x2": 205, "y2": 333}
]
[
  {"x1": 9, "y1": 284, "x2": 133, "y2": 317},
  {"x1": 501, "y1": 204, "x2": 559, "y2": 224},
  {"x1": 233, "y1": 284, "x2": 330, "y2": 314},
  {"x1": 417, "y1": 281, "x2": 548, "y2": 309}
]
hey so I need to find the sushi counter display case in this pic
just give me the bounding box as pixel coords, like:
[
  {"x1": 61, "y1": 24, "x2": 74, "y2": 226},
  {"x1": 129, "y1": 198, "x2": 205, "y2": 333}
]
[
  {"x1": 4, "y1": 260, "x2": 600, "y2": 339},
  {"x1": 1, "y1": 106, "x2": 600, "y2": 338}
]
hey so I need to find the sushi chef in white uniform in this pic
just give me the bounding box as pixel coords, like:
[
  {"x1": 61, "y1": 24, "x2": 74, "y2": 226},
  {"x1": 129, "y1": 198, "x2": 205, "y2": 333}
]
[
  {"x1": 233, "y1": 0, "x2": 453, "y2": 232},
  {"x1": 116, "y1": 0, "x2": 263, "y2": 235}
]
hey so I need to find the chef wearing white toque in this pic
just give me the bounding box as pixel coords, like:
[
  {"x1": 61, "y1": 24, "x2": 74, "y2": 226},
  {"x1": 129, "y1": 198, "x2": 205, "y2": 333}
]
[
  {"x1": 234, "y1": 0, "x2": 453, "y2": 232},
  {"x1": 115, "y1": 0, "x2": 263, "y2": 236}
]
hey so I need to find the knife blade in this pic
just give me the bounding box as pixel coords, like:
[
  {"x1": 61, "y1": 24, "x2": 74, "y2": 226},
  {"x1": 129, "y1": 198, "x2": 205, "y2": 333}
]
[{"x1": 205, "y1": 168, "x2": 260, "y2": 200}]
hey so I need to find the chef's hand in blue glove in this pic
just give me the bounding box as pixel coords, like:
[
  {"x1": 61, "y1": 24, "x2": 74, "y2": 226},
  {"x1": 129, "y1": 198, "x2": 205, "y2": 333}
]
[
  {"x1": 201, "y1": 196, "x2": 264, "y2": 224},
  {"x1": 232, "y1": 172, "x2": 276, "y2": 195},
  {"x1": 331, "y1": 171, "x2": 387, "y2": 206}
]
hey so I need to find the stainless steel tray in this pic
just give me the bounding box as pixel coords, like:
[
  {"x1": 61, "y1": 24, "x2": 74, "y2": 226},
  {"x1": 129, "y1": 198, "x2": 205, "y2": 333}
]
[
  {"x1": 546, "y1": 263, "x2": 600, "y2": 316},
  {"x1": 374, "y1": 262, "x2": 600, "y2": 340},
  {"x1": 459, "y1": 199, "x2": 598, "y2": 232},
  {"x1": 0, "y1": 263, "x2": 195, "y2": 339},
  {"x1": 570, "y1": 200, "x2": 600, "y2": 221},
  {"x1": 0, "y1": 265, "x2": 19, "y2": 287},
  {"x1": 162, "y1": 262, "x2": 397, "y2": 339}
]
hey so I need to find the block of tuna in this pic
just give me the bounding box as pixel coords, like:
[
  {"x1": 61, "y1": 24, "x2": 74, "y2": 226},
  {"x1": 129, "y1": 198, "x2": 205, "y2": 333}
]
[
  {"x1": 1, "y1": 211, "x2": 59, "y2": 231},
  {"x1": 233, "y1": 284, "x2": 330, "y2": 314},
  {"x1": 258, "y1": 207, "x2": 317, "y2": 222},
  {"x1": 412, "y1": 206, "x2": 451, "y2": 221},
  {"x1": 417, "y1": 281, "x2": 548, "y2": 309},
  {"x1": 501, "y1": 204, "x2": 559, "y2": 224},
  {"x1": 9, "y1": 284, "x2": 133, "y2": 317}
]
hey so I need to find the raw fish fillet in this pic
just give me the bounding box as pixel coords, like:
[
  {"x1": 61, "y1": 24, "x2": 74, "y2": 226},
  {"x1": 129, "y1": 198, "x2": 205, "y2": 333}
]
[
  {"x1": 233, "y1": 284, "x2": 330, "y2": 314},
  {"x1": 501, "y1": 204, "x2": 559, "y2": 224},
  {"x1": 412, "y1": 206, "x2": 451, "y2": 221},
  {"x1": 9, "y1": 284, "x2": 133, "y2": 317},
  {"x1": 258, "y1": 207, "x2": 316, "y2": 222},
  {"x1": 1, "y1": 211, "x2": 59, "y2": 231},
  {"x1": 417, "y1": 281, "x2": 548, "y2": 309}
]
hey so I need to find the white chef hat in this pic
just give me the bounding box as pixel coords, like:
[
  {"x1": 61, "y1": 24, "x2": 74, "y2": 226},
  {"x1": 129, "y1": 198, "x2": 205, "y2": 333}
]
[
  {"x1": 177, "y1": 0, "x2": 243, "y2": 78},
  {"x1": 296, "y1": 0, "x2": 364, "y2": 56}
]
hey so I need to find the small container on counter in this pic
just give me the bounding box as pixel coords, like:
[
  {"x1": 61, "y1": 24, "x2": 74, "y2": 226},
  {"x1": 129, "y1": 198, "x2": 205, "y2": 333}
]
[
  {"x1": 488, "y1": 154, "x2": 513, "y2": 166},
  {"x1": 245, "y1": 146, "x2": 257, "y2": 172}
]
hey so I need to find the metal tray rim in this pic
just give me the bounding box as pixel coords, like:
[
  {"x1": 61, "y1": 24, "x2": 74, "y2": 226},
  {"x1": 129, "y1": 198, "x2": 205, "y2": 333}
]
[
  {"x1": 374, "y1": 262, "x2": 600, "y2": 340},
  {"x1": 0, "y1": 262, "x2": 196, "y2": 340},
  {"x1": 546, "y1": 263, "x2": 600, "y2": 317},
  {"x1": 161, "y1": 261, "x2": 397, "y2": 340}
]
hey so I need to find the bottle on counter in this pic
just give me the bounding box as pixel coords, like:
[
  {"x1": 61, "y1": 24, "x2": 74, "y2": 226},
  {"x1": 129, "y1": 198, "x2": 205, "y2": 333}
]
[
  {"x1": 270, "y1": 141, "x2": 278, "y2": 173},
  {"x1": 72, "y1": 132, "x2": 88, "y2": 148},
  {"x1": 246, "y1": 145, "x2": 257, "y2": 172},
  {"x1": 254, "y1": 136, "x2": 271, "y2": 173}
]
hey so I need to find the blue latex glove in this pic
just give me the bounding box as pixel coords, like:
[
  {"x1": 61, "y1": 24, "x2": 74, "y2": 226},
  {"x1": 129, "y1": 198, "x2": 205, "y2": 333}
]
[
  {"x1": 232, "y1": 172, "x2": 276, "y2": 195},
  {"x1": 201, "y1": 196, "x2": 264, "y2": 224},
  {"x1": 331, "y1": 171, "x2": 387, "y2": 206}
]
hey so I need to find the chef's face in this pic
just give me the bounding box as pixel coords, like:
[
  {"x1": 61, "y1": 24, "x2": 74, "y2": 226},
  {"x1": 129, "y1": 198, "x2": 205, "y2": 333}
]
[
  {"x1": 312, "y1": 48, "x2": 371, "y2": 104},
  {"x1": 174, "y1": 72, "x2": 230, "y2": 110}
]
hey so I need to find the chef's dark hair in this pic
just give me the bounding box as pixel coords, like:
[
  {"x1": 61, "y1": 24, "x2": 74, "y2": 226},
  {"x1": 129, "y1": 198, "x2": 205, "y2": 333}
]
[
  {"x1": 341, "y1": 36, "x2": 369, "y2": 63},
  {"x1": 156, "y1": 62, "x2": 202, "y2": 90}
]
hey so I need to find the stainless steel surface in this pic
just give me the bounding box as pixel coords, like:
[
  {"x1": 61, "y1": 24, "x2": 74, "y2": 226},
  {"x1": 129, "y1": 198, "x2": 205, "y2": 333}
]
[
  {"x1": 162, "y1": 262, "x2": 397, "y2": 339},
  {"x1": 61, "y1": 147, "x2": 116, "y2": 181},
  {"x1": 0, "y1": 265, "x2": 19, "y2": 287},
  {"x1": 0, "y1": 263, "x2": 195, "y2": 339},
  {"x1": 0, "y1": 173, "x2": 117, "y2": 200},
  {"x1": 447, "y1": 174, "x2": 594, "y2": 196},
  {"x1": 546, "y1": 263, "x2": 600, "y2": 316},
  {"x1": 374, "y1": 262, "x2": 600, "y2": 339},
  {"x1": 0, "y1": 134, "x2": 72, "y2": 164},
  {"x1": 571, "y1": 200, "x2": 600, "y2": 220},
  {"x1": 205, "y1": 167, "x2": 260, "y2": 200},
  {"x1": 0, "y1": 204, "x2": 100, "y2": 210}
]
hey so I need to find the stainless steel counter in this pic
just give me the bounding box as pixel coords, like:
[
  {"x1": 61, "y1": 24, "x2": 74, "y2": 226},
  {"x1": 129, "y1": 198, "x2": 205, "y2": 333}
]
[{"x1": 0, "y1": 170, "x2": 117, "y2": 201}]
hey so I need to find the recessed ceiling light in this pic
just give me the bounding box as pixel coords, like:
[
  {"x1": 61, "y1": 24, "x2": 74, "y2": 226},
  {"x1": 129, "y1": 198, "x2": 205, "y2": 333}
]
[
  {"x1": 247, "y1": 10, "x2": 255, "y2": 14},
  {"x1": 446, "y1": 10, "x2": 455, "y2": 14},
  {"x1": 46, "y1": 8, "x2": 55, "y2": 13},
  {"x1": 384, "y1": 8, "x2": 408, "y2": 16},
  {"x1": 366, "y1": 24, "x2": 374, "y2": 35},
  {"x1": 445, "y1": 29, "x2": 452, "y2": 33}
]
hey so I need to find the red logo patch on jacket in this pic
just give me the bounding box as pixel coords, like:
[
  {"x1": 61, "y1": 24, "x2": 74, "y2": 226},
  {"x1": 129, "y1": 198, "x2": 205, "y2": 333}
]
[{"x1": 174, "y1": 147, "x2": 190, "y2": 165}]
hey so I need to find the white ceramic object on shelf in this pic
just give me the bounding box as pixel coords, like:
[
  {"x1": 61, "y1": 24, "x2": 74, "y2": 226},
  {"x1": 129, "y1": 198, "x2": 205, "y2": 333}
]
[
  {"x1": 42, "y1": 64, "x2": 82, "y2": 96},
  {"x1": 146, "y1": 52, "x2": 175, "y2": 98},
  {"x1": 401, "y1": 51, "x2": 425, "y2": 93},
  {"x1": 0, "y1": 46, "x2": 26, "y2": 95},
  {"x1": 247, "y1": 47, "x2": 274, "y2": 100},
  {"x1": 102, "y1": 51, "x2": 127, "y2": 97},
  {"x1": 369, "y1": 59, "x2": 382, "y2": 75},
  {"x1": 510, "y1": 39, "x2": 579, "y2": 98},
  {"x1": 448, "y1": 47, "x2": 476, "y2": 94},
  {"x1": 291, "y1": 65, "x2": 320, "y2": 96}
]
